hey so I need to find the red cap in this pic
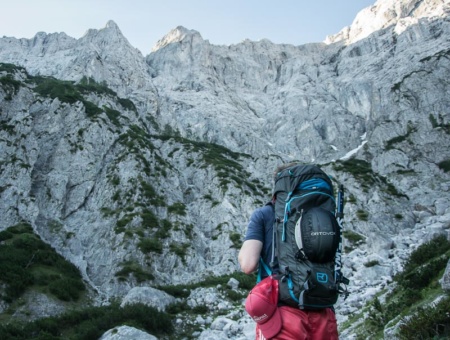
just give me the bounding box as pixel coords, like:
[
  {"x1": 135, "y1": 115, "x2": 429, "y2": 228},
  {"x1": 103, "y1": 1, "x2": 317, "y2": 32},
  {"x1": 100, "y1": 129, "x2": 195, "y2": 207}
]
[{"x1": 245, "y1": 276, "x2": 282, "y2": 338}]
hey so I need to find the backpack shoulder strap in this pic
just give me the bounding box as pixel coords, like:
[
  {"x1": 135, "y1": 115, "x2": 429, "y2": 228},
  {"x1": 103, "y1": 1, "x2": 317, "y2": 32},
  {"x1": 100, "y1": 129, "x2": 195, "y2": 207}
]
[{"x1": 256, "y1": 258, "x2": 272, "y2": 283}]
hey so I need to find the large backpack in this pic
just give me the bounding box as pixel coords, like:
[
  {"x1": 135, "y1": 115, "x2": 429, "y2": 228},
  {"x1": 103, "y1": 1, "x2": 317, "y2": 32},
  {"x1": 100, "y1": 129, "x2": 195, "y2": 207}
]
[{"x1": 268, "y1": 164, "x2": 349, "y2": 309}]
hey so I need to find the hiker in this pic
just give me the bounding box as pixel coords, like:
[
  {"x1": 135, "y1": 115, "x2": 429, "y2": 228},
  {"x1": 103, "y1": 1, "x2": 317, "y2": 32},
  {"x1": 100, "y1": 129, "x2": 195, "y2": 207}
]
[{"x1": 238, "y1": 163, "x2": 340, "y2": 340}]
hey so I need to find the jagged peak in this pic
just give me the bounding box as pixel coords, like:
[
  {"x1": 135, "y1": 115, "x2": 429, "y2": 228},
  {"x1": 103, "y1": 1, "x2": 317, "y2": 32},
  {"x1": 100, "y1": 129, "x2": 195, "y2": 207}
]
[
  {"x1": 325, "y1": 0, "x2": 450, "y2": 45},
  {"x1": 81, "y1": 20, "x2": 125, "y2": 40},
  {"x1": 151, "y1": 26, "x2": 203, "y2": 52},
  {"x1": 105, "y1": 20, "x2": 120, "y2": 29}
]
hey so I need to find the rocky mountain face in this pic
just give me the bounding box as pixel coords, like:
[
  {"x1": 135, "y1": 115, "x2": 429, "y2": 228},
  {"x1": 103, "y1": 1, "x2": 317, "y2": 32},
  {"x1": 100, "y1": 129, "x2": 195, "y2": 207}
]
[{"x1": 1, "y1": 0, "x2": 450, "y2": 338}]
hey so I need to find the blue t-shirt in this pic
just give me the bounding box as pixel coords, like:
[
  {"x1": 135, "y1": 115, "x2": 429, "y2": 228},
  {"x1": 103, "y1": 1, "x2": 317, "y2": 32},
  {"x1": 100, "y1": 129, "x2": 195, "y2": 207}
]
[{"x1": 244, "y1": 203, "x2": 276, "y2": 277}]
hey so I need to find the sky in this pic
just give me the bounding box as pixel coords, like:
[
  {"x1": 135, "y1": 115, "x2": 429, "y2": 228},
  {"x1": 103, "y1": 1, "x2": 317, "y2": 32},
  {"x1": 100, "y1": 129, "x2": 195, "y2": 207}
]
[{"x1": 0, "y1": 0, "x2": 376, "y2": 55}]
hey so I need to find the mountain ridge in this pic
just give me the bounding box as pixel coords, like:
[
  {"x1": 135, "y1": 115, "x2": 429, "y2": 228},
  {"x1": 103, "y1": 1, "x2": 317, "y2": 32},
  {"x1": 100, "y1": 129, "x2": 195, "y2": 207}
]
[{"x1": 1, "y1": 0, "x2": 450, "y2": 338}]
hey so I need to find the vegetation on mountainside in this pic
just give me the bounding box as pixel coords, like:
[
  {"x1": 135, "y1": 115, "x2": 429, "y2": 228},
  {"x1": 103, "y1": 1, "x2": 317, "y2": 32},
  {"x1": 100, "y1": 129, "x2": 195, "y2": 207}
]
[
  {"x1": 341, "y1": 235, "x2": 450, "y2": 339},
  {"x1": 438, "y1": 159, "x2": 450, "y2": 173},
  {"x1": 111, "y1": 123, "x2": 269, "y2": 265},
  {"x1": 30, "y1": 75, "x2": 136, "y2": 114},
  {"x1": 0, "y1": 63, "x2": 26, "y2": 73},
  {"x1": 151, "y1": 133, "x2": 269, "y2": 196},
  {"x1": 0, "y1": 63, "x2": 24, "y2": 99},
  {"x1": 156, "y1": 271, "x2": 256, "y2": 299},
  {"x1": 0, "y1": 302, "x2": 173, "y2": 340},
  {"x1": 0, "y1": 223, "x2": 85, "y2": 303},
  {"x1": 343, "y1": 230, "x2": 366, "y2": 252},
  {"x1": 384, "y1": 123, "x2": 417, "y2": 150},
  {"x1": 115, "y1": 260, "x2": 155, "y2": 282},
  {"x1": 429, "y1": 113, "x2": 450, "y2": 134},
  {"x1": 0, "y1": 75, "x2": 21, "y2": 100},
  {"x1": 0, "y1": 263, "x2": 253, "y2": 339},
  {"x1": 332, "y1": 158, "x2": 408, "y2": 199}
]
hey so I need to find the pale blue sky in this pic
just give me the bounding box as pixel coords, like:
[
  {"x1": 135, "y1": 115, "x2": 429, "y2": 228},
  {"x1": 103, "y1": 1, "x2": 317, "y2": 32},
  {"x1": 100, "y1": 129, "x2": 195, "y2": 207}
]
[{"x1": 1, "y1": 0, "x2": 376, "y2": 55}]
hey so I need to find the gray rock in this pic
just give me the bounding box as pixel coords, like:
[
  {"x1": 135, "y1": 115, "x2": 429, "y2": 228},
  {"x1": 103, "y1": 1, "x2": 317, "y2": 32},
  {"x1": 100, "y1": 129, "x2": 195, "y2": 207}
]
[
  {"x1": 99, "y1": 326, "x2": 157, "y2": 340},
  {"x1": 440, "y1": 259, "x2": 450, "y2": 292},
  {"x1": 120, "y1": 287, "x2": 176, "y2": 312},
  {"x1": 227, "y1": 277, "x2": 240, "y2": 290},
  {"x1": 0, "y1": 0, "x2": 450, "y2": 338}
]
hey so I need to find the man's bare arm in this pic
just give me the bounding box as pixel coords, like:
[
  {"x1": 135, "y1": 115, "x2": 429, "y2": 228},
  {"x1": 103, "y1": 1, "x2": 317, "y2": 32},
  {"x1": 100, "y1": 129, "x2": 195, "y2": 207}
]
[{"x1": 238, "y1": 239, "x2": 263, "y2": 274}]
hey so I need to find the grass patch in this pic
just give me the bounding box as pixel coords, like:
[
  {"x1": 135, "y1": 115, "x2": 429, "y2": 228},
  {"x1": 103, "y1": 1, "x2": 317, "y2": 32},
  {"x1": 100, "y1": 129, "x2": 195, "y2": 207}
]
[
  {"x1": 356, "y1": 209, "x2": 369, "y2": 221},
  {"x1": 229, "y1": 232, "x2": 242, "y2": 249},
  {"x1": 169, "y1": 243, "x2": 189, "y2": 264},
  {"x1": 438, "y1": 159, "x2": 450, "y2": 173},
  {"x1": 168, "y1": 202, "x2": 187, "y2": 216},
  {"x1": 138, "y1": 238, "x2": 163, "y2": 254},
  {"x1": 398, "y1": 296, "x2": 450, "y2": 339},
  {"x1": 115, "y1": 261, "x2": 154, "y2": 282},
  {"x1": 358, "y1": 235, "x2": 450, "y2": 338},
  {"x1": 343, "y1": 230, "x2": 365, "y2": 244},
  {"x1": 385, "y1": 123, "x2": 417, "y2": 150},
  {"x1": 0, "y1": 223, "x2": 85, "y2": 303},
  {"x1": 333, "y1": 159, "x2": 407, "y2": 198},
  {"x1": 429, "y1": 113, "x2": 450, "y2": 134},
  {"x1": 0, "y1": 302, "x2": 173, "y2": 339},
  {"x1": 157, "y1": 272, "x2": 257, "y2": 298}
]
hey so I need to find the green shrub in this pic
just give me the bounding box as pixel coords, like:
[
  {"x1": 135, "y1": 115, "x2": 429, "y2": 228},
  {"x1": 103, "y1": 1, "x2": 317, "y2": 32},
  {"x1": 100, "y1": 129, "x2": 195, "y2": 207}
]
[
  {"x1": 168, "y1": 202, "x2": 187, "y2": 216},
  {"x1": 400, "y1": 235, "x2": 450, "y2": 274},
  {"x1": 77, "y1": 76, "x2": 116, "y2": 97},
  {"x1": 225, "y1": 289, "x2": 245, "y2": 302},
  {"x1": 229, "y1": 232, "x2": 242, "y2": 248},
  {"x1": 356, "y1": 209, "x2": 369, "y2": 221},
  {"x1": 333, "y1": 159, "x2": 407, "y2": 198},
  {"x1": 166, "y1": 301, "x2": 191, "y2": 314},
  {"x1": 0, "y1": 230, "x2": 13, "y2": 241},
  {"x1": 159, "y1": 286, "x2": 190, "y2": 299},
  {"x1": 0, "y1": 223, "x2": 85, "y2": 303},
  {"x1": 155, "y1": 219, "x2": 172, "y2": 239},
  {"x1": 32, "y1": 76, "x2": 83, "y2": 104},
  {"x1": 116, "y1": 214, "x2": 134, "y2": 231},
  {"x1": 429, "y1": 113, "x2": 450, "y2": 134},
  {"x1": 141, "y1": 209, "x2": 159, "y2": 227},
  {"x1": 0, "y1": 302, "x2": 173, "y2": 339},
  {"x1": 115, "y1": 261, "x2": 154, "y2": 282},
  {"x1": 103, "y1": 107, "x2": 122, "y2": 127},
  {"x1": 117, "y1": 97, "x2": 136, "y2": 112},
  {"x1": 347, "y1": 194, "x2": 357, "y2": 204},
  {"x1": 333, "y1": 159, "x2": 378, "y2": 194},
  {"x1": 394, "y1": 236, "x2": 450, "y2": 291},
  {"x1": 399, "y1": 296, "x2": 450, "y2": 339},
  {"x1": 0, "y1": 75, "x2": 21, "y2": 99},
  {"x1": 0, "y1": 62, "x2": 26, "y2": 73},
  {"x1": 169, "y1": 243, "x2": 189, "y2": 263},
  {"x1": 364, "y1": 260, "x2": 379, "y2": 267},
  {"x1": 138, "y1": 238, "x2": 163, "y2": 254},
  {"x1": 438, "y1": 159, "x2": 450, "y2": 172},
  {"x1": 192, "y1": 305, "x2": 208, "y2": 314},
  {"x1": 48, "y1": 278, "x2": 85, "y2": 301},
  {"x1": 401, "y1": 256, "x2": 448, "y2": 290},
  {"x1": 156, "y1": 271, "x2": 257, "y2": 298},
  {"x1": 385, "y1": 124, "x2": 417, "y2": 150},
  {"x1": 359, "y1": 235, "x2": 450, "y2": 337}
]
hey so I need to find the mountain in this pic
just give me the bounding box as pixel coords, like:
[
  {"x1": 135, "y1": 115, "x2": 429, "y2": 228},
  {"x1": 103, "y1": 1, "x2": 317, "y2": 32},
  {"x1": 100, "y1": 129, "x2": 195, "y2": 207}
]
[{"x1": 1, "y1": 0, "x2": 450, "y2": 338}]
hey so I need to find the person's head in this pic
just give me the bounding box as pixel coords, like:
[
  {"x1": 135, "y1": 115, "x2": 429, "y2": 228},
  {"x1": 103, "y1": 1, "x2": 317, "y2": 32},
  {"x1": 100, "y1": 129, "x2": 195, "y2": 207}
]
[{"x1": 272, "y1": 162, "x2": 299, "y2": 182}]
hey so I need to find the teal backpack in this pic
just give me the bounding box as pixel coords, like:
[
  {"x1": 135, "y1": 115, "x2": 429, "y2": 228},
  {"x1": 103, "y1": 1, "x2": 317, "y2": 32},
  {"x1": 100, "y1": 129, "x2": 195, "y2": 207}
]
[{"x1": 266, "y1": 164, "x2": 349, "y2": 309}]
